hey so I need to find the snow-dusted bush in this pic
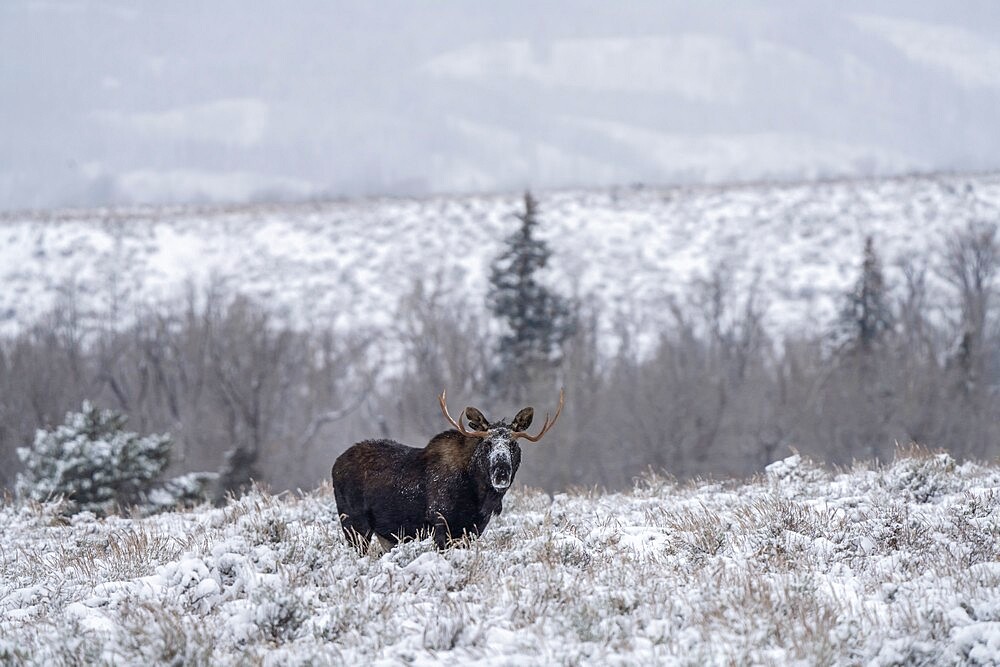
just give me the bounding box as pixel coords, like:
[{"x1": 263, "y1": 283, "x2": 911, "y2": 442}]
[
  {"x1": 882, "y1": 447, "x2": 958, "y2": 503},
  {"x1": 15, "y1": 402, "x2": 213, "y2": 515},
  {"x1": 764, "y1": 452, "x2": 828, "y2": 485},
  {"x1": 252, "y1": 582, "x2": 309, "y2": 643},
  {"x1": 148, "y1": 472, "x2": 221, "y2": 513}
]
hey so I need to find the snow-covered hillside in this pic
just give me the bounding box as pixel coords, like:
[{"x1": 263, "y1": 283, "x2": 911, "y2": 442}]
[
  {"x1": 3, "y1": 171, "x2": 999, "y2": 345},
  {"x1": 1, "y1": 450, "x2": 998, "y2": 664}
]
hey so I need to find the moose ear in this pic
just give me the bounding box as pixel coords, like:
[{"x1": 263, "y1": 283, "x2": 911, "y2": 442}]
[
  {"x1": 511, "y1": 407, "x2": 534, "y2": 432},
  {"x1": 465, "y1": 407, "x2": 489, "y2": 432}
]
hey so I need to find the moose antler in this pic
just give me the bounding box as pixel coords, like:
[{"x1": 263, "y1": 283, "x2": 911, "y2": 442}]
[
  {"x1": 513, "y1": 387, "x2": 565, "y2": 442},
  {"x1": 438, "y1": 390, "x2": 490, "y2": 438}
]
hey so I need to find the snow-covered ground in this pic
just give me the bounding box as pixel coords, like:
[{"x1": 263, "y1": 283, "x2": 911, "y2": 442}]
[
  {"x1": 3, "y1": 171, "x2": 999, "y2": 345},
  {"x1": 2, "y1": 450, "x2": 998, "y2": 664}
]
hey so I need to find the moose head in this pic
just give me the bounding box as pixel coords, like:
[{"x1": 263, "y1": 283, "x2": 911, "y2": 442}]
[{"x1": 438, "y1": 390, "x2": 560, "y2": 492}]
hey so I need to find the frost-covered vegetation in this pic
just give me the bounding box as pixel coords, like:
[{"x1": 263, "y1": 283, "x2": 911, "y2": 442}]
[
  {"x1": 15, "y1": 403, "x2": 215, "y2": 516},
  {"x1": 1, "y1": 171, "x2": 999, "y2": 494},
  {"x1": 3, "y1": 172, "x2": 999, "y2": 341},
  {"x1": 1, "y1": 449, "x2": 998, "y2": 665}
]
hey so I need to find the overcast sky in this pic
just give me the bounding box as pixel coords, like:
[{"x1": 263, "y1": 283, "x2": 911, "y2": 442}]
[{"x1": 1, "y1": 1, "x2": 999, "y2": 210}]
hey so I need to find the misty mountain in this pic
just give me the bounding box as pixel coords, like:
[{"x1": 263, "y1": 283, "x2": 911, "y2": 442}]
[{"x1": 1, "y1": 1, "x2": 999, "y2": 210}]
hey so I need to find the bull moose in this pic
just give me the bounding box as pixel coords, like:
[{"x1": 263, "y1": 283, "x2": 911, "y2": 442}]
[{"x1": 331, "y1": 389, "x2": 564, "y2": 551}]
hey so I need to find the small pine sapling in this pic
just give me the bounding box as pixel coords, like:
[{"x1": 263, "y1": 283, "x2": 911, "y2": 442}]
[{"x1": 16, "y1": 401, "x2": 172, "y2": 515}]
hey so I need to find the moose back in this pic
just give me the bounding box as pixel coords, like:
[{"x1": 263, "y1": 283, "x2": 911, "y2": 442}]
[{"x1": 331, "y1": 389, "x2": 564, "y2": 551}]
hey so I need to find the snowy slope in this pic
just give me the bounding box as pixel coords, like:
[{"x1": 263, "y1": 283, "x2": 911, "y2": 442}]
[
  {"x1": 1, "y1": 451, "x2": 998, "y2": 664},
  {"x1": 2, "y1": 172, "x2": 999, "y2": 345}
]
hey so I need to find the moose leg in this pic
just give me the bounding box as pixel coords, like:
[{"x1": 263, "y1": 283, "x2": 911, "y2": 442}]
[
  {"x1": 431, "y1": 512, "x2": 454, "y2": 550},
  {"x1": 433, "y1": 525, "x2": 449, "y2": 550},
  {"x1": 375, "y1": 534, "x2": 395, "y2": 552},
  {"x1": 339, "y1": 514, "x2": 373, "y2": 555},
  {"x1": 345, "y1": 528, "x2": 372, "y2": 554}
]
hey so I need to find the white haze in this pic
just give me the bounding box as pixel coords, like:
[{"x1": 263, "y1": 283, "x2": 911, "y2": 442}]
[{"x1": 1, "y1": 1, "x2": 999, "y2": 210}]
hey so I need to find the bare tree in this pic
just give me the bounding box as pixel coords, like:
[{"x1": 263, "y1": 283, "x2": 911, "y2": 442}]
[
  {"x1": 941, "y1": 221, "x2": 998, "y2": 387},
  {"x1": 4, "y1": 232, "x2": 1000, "y2": 495}
]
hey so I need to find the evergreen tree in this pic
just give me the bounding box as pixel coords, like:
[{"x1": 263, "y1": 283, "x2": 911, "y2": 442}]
[
  {"x1": 840, "y1": 235, "x2": 893, "y2": 353},
  {"x1": 487, "y1": 192, "x2": 575, "y2": 392},
  {"x1": 16, "y1": 402, "x2": 172, "y2": 515}
]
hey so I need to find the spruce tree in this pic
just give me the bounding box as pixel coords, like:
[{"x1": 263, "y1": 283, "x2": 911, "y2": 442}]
[
  {"x1": 840, "y1": 235, "x2": 893, "y2": 353},
  {"x1": 16, "y1": 402, "x2": 172, "y2": 515},
  {"x1": 487, "y1": 192, "x2": 574, "y2": 392}
]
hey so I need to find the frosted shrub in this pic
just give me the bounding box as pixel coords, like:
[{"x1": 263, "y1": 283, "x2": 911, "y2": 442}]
[
  {"x1": 252, "y1": 583, "x2": 307, "y2": 643},
  {"x1": 764, "y1": 453, "x2": 828, "y2": 484},
  {"x1": 148, "y1": 471, "x2": 220, "y2": 512},
  {"x1": 16, "y1": 402, "x2": 173, "y2": 515},
  {"x1": 883, "y1": 448, "x2": 958, "y2": 503}
]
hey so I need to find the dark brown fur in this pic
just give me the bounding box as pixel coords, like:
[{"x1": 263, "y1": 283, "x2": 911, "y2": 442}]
[{"x1": 331, "y1": 408, "x2": 532, "y2": 551}]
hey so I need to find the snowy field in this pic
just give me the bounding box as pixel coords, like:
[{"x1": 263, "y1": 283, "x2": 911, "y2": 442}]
[
  {"x1": 2, "y1": 450, "x2": 999, "y2": 665},
  {"x1": 2, "y1": 171, "x2": 1000, "y2": 344}
]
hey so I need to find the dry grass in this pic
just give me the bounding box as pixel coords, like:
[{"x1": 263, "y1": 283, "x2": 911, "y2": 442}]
[{"x1": 1, "y1": 454, "x2": 999, "y2": 664}]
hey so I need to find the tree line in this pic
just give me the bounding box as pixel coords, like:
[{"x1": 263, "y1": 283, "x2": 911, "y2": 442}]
[{"x1": 1, "y1": 195, "x2": 997, "y2": 493}]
